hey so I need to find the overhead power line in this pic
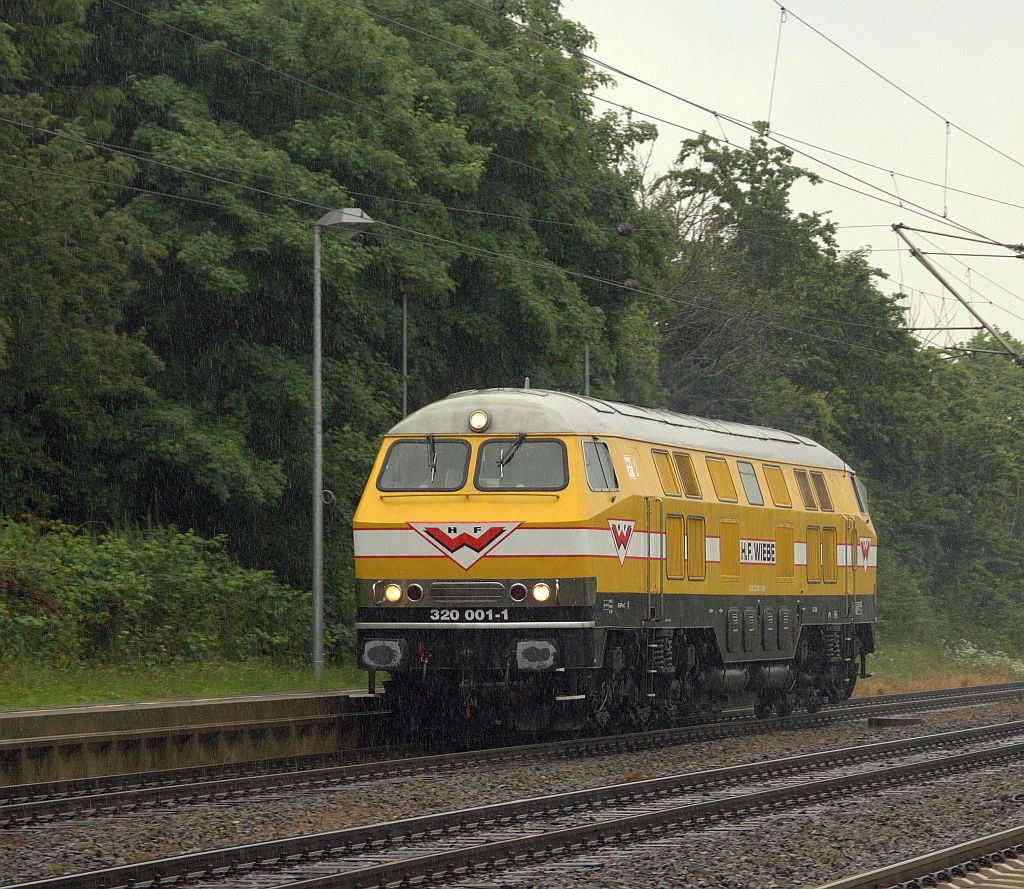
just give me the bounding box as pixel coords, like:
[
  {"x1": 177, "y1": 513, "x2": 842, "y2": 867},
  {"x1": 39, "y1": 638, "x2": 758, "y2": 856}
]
[
  {"x1": 101, "y1": 0, "x2": 1024, "y2": 258},
  {"x1": 772, "y1": 0, "x2": 1024, "y2": 174},
  {"x1": 455, "y1": 0, "x2": 1012, "y2": 247},
  {"x1": 31, "y1": 2, "x2": 1024, "y2": 374}
]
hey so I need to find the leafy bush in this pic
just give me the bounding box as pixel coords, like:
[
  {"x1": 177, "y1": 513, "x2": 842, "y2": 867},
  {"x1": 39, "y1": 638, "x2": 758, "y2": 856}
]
[{"x1": 0, "y1": 519, "x2": 310, "y2": 664}]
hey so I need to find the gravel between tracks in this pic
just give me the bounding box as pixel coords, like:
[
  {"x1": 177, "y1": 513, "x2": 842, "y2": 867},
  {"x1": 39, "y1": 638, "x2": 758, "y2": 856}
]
[
  {"x1": 485, "y1": 747, "x2": 1024, "y2": 888},
  {"x1": 2, "y1": 699, "x2": 1021, "y2": 884}
]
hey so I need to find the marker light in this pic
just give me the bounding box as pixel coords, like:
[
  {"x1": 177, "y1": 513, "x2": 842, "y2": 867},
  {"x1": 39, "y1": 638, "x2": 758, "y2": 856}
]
[
  {"x1": 531, "y1": 582, "x2": 551, "y2": 603},
  {"x1": 407, "y1": 583, "x2": 423, "y2": 602},
  {"x1": 510, "y1": 582, "x2": 528, "y2": 602},
  {"x1": 384, "y1": 583, "x2": 403, "y2": 603},
  {"x1": 468, "y1": 409, "x2": 490, "y2": 432}
]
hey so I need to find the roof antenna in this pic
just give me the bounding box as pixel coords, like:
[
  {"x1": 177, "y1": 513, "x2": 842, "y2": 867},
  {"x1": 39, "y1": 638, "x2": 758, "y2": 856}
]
[{"x1": 523, "y1": 376, "x2": 531, "y2": 390}]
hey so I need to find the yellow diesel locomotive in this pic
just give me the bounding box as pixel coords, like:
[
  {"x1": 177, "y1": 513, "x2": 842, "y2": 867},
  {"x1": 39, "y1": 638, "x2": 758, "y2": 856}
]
[{"x1": 354, "y1": 388, "x2": 876, "y2": 731}]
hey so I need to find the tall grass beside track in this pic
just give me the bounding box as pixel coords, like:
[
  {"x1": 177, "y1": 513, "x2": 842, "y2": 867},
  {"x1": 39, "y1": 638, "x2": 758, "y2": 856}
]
[{"x1": 856, "y1": 640, "x2": 1021, "y2": 695}]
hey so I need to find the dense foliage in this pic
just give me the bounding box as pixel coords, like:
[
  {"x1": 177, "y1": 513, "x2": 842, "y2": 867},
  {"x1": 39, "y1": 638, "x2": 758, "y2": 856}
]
[
  {"x1": 1, "y1": 1, "x2": 1022, "y2": 664},
  {"x1": 0, "y1": 519, "x2": 309, "y2": 662}
]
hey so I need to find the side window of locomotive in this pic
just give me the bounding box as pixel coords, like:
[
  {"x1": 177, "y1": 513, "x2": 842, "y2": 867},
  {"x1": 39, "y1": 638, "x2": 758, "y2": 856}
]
[
  {"x1": 809, "y1": 471, "x2": 834, "y2": 511},
  {"x1": 705, "y1": 456, "x2": 738, "y2": 502},
  {"x1": 687, "y1": 516, "x2": 706, "y2": 580},
  {"x1": 822, "y1": 526, "x2": 838, "y2": 582},
  {"x1": 793, "y1": 468, "x2": 818, "y2": 511},
  {"x1": 673, "y1": 452, "x2": 702, "y2": 499},
  {"x1": 666, "y1": 514, "x2": 685, "y2": 579},
  {"x1": 652, "y1": 449, "x2": 681, "y2": 496},
  {"x1": 736, "y1": 461, "x2": 764, "y2": 506},
  {"x1": 583, "y1": 440, "x2": 618, "y2": 492},
  {"x1": 762, "y1": 464, "x2": 792, "y2": 508},
  {"x1": 377, "y1": 439, "x2": 470, "y2": 491},
  {"x1": 853, "y1": 475, "x2": 870, "y2": 514},
  {"x1": 475, "y1": 439, "x2": 568, "y2": 491},
  {"x1": 806, "y1": 526, "x2": 821, "y2": 582}
]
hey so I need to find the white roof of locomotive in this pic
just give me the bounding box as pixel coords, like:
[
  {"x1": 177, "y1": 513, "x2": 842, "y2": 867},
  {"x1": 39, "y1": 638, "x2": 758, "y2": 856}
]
[{"x1": 389, "y1": 389, "x2": 850, "y2": 472}]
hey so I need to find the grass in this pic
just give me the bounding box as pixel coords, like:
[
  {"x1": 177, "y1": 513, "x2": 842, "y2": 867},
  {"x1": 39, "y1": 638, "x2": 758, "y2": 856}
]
[
  {"x1": 3, "y1": 641, "x2": 1019, "y2": 710},
  {"x1": 855, "y1": 639, "x2": 1018, "y2": 696},
  {"x1": 0, "y1": 660, "x2": 368, "y2": 710}
]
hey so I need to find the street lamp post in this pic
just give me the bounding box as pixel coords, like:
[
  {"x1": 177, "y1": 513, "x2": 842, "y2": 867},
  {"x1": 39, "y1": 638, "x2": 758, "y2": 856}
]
[
  {"x1": 399, "y1": 282, "x2": 417, "y2": 418},
  {"x1": 312, "y1": 208, "x2": 373, "y2": 680}
]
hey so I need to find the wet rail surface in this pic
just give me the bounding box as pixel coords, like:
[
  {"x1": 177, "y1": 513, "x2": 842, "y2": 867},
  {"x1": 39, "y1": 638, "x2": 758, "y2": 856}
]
[
  {"x1": 8, "y1": 717, "x2": 1024, "y2": 889},
  {"x1": 3, "y1": 681, "x2": 1023, "y2": 827},
  {"x1": 817, "y1": 823, "x2": 1024, "y2": 888}
]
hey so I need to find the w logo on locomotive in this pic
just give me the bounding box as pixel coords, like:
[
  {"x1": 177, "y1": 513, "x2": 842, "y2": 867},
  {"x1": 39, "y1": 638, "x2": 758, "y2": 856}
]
[
  {"x1": 409, "y1": 522, "x2": 522, "y2": 570},
  {"x1": 859, "y1": 536, "x2": 872, "y2": 570},
  {"x1": 608, "y1": 519, "x2": 636, "y2": 565}
]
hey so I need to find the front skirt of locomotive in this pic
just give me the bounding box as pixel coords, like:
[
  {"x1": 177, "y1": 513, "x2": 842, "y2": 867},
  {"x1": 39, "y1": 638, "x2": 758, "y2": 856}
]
[{"x1": 356, "y1": 576, "x2": 599, "y2": 676}]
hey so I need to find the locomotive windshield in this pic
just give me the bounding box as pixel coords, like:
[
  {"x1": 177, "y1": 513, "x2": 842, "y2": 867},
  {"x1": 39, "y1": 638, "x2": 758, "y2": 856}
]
[
  {"x1": 377, "y1": 438, "x2": 470, "y2": 491},
  {"x1": 475, "y1": 438, "x2": 568, "y2": 491}
]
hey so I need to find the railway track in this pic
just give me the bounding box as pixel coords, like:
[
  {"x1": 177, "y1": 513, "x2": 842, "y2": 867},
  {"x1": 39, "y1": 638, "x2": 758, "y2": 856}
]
[
  {"x1": 818, "y1": 824, "x2": 1024, "y2": 888},
  {"x1": 9, "y1": 718, "x2": 1024, "y2": 889},
  {"x1": 3, "y1": 680, "x2": 1022, "y2": 827}
]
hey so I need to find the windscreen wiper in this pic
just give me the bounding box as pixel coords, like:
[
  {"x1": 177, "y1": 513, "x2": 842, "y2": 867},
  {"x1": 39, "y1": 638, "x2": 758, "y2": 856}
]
[
  {"x1": 426, "y1": 433, "x2": 437, "y2": 482},
  {"x1": 497, "y1": 433, "x2": 526, "y2": 479}
]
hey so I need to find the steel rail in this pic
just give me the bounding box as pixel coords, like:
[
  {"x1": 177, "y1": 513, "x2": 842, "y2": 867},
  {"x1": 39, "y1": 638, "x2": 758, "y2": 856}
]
[
  {"x1": 11, "y1": 718, "x2": 1024, "y2": 889},
  {"x1": 4, "y1": 681, "x2": 1023, "y2": 826},
  {"x1": 817, "y1": 824, "x2": 1024, "y2": 888}
]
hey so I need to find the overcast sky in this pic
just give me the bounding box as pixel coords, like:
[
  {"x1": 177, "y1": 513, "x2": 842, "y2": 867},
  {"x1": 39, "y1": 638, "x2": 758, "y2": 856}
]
[{"x1": 562, "y1": 0, "x2": 1024, "y2": 349}]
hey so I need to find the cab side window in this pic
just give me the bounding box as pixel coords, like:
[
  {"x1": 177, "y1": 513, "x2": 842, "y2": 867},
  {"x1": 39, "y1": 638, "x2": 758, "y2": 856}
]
[
  {"x1": 583, "y1": 440, "x2": 618, "y2": 492},
  {"x1": 736, "y1": 461, "x2": 764, "y2": 506}
]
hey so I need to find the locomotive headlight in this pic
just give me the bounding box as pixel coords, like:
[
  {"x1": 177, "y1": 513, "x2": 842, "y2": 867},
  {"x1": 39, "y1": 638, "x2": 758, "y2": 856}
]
[
  {"x1": 531, "y1": 582, "x2": 551, "y2": 603},
  {"x1": 384, "y1": 583, "x2": 403, "y2": 603},
  {"x1": 468, "y1": 409, "x2": 490, "y2": 432}
]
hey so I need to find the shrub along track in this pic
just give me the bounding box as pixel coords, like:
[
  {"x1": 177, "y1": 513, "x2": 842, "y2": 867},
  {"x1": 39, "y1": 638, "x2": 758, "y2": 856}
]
[
  {"x1": 8, "y1": 718, "x2": 1024, "y2": 889},
  {"x1": 2, "y1": 682, "x2": 1023, "y2": 828}
]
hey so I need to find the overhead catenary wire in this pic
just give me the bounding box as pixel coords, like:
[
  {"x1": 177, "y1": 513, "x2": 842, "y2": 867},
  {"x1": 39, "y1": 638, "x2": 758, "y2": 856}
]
[
  {"x1": 8, "y1": 112, "x2": 906, "y2": 263},
  {"x1": 2, "y1": 147, "x2": 922, "y2": 345},
  {"x1": 0, "y1": 114, "x2": 661, "y2": 235},
  {"x1": 97, "y1": 0, "x2": 1024, "y2": 264},
  {"x1": 461, "y1": 0, "x2": 1019, "y2": 245},
  {"x1": 35, "y1": 3, "x2": 1023, "y2": 369},
  {"x1": 770, "y1": 0, "x2": 1024, "y2": 174},
  {"x1": 766, "y1": 5, "x2": 787, "y2": 129},
  {"x1": 101, "y1": 0, "x2": 1009, "y2": 252},
  {"x1": 12, "y1": 142, "x2": 1022, "y2": 399}
]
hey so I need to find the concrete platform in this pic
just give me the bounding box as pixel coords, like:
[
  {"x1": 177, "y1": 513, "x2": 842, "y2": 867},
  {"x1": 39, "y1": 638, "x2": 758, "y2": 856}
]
[{"x1": 0, "y1": 688, "x2": 386, "y2": 786}]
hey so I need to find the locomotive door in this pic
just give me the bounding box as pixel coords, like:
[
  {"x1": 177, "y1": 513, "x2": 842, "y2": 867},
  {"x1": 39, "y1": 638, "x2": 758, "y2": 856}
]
[{"x1": 644, "y1": 496, "x2": 665, "y2": 621}]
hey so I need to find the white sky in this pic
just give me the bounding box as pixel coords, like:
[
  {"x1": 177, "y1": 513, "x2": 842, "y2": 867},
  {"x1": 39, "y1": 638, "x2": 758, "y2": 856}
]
[{"x1": 562, "y1": 0, "x2": 1024, "y2": 349}]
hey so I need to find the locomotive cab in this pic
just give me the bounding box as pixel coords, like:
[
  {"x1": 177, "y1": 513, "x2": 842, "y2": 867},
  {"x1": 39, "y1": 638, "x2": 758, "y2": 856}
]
[{"x1": 354, "y1": 407, "x2": 607, "y2": 728}]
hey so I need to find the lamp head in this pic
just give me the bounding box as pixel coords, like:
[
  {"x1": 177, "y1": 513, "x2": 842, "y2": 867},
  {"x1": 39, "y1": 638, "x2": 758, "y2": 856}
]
[{"x1": 315, "y1": 208, "x2": 374, "y2": 238}]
